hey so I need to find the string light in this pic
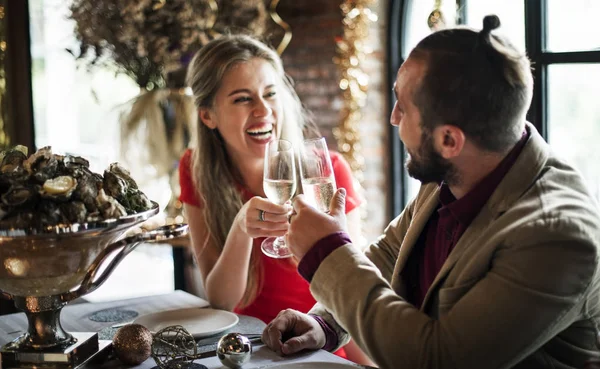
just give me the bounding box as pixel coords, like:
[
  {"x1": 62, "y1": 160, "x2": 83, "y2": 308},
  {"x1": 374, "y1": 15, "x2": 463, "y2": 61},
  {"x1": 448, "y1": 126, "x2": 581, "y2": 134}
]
[{"x1": 333, "y1": 0, "x2": 378, "y2": 183}]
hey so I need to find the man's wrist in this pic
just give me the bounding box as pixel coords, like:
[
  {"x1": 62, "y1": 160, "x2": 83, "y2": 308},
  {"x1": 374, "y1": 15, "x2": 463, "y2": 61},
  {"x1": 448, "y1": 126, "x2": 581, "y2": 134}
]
[
  {"x1": 309, "y1": 314, "x2": 339, "y2": 352},
  {"x1": 298, "y1": 231, "x2": 352, "y2": 282}
]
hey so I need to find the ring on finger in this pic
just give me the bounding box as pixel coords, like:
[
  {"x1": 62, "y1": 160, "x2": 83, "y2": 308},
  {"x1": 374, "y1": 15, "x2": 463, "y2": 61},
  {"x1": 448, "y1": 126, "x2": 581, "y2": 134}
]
[{"x1": 258, "y1": 209, "x2": 266, "y2": 222}]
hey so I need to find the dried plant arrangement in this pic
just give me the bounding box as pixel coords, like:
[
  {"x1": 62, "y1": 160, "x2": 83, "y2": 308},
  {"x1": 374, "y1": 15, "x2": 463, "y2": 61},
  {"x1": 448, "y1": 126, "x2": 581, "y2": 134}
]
[{"x1": 68, "y1": 0, "x2": 268, "y2": 89}]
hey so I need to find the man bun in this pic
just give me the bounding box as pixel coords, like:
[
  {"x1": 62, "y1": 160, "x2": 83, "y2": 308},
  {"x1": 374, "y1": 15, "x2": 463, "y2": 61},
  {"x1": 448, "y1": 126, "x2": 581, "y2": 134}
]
[{"x1": 482, "y1": 15, "x2": 501, "y2": 34}]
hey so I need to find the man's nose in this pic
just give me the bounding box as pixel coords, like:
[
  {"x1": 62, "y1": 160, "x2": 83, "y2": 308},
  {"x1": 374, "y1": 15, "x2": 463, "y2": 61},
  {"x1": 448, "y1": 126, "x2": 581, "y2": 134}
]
[{"x1": 390, "y1": 102, "x2": 400, "y2": 126}]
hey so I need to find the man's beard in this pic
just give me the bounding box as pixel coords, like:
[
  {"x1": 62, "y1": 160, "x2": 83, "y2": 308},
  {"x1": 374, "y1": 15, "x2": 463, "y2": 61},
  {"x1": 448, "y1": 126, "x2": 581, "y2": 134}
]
[{"x1": 405, "y1": 131, "x2": 457, "y2": 185}]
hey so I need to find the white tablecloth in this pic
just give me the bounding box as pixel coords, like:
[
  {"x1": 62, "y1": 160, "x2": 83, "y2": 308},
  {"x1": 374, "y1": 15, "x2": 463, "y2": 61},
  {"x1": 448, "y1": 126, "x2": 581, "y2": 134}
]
[{"x1": 0, "y1": 291, "x2": 368, "y2": 368}]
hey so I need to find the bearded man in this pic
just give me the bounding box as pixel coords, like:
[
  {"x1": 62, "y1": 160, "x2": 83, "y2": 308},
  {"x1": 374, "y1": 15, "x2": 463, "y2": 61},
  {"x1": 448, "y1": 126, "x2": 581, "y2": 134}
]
[{"x1": 262, "y1": 15, "x2": 600, "y2": 369}]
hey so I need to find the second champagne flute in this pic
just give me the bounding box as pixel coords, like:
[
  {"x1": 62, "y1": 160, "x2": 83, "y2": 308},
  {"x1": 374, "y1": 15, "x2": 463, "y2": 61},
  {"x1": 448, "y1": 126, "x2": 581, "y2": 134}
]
[
  {"x1": 299, "y1": 137, "x2": 337, "y2": 213},
  {"x1": 261, "y1": 139, "x2": 296, "y2": 258}
]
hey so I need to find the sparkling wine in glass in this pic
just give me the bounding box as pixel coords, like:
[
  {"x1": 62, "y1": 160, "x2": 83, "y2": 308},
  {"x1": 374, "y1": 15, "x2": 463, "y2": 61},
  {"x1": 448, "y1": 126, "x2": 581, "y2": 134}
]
[
  {"x1": 261, "y1": 139, "x2": 297, "y2": 258},
  {"x1": 299, "y1": 137, "x2": 337, "y2": 213}
]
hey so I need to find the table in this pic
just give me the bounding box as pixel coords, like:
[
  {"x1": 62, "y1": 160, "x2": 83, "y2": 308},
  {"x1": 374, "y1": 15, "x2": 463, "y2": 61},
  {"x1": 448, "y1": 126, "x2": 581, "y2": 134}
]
[{"x1": 0, "y1": 291, "x2": 368, "y2": 369}]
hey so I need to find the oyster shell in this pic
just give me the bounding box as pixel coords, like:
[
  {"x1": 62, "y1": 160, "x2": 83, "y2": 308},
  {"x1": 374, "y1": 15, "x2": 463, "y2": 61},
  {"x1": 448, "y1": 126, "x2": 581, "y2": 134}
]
[
  {"x1": 23, "y1": 146, "x2": 59, "y2": 183},
  {"x1": 107, "y1": 163, "x2": 137, "y2": 189},
  {"x1": 40, "y1": 176, "x2": 78, "y2": 202},
  {"x1": 71, "y1": 168, "x2": 101, "y2": 212},
  {"x1": 1, "y1": 184, "x2": 38, "y2": 207},
  {"x1": 0, "y1": 148, "x2": 29, "y2": 184},
  {"x1": 60, "y1": 201, "x2": 88, "y2": 224},
  {"x1": 103, "y1": 170, "x2": 128, "y2": 199},
  {"x1": 36, "y1": 199, "x2": 67, "y2": 225},
  {"x1": 1, "y1": 149, "x2": 27, "y2": 173},
  {"x1": 103, "y1": 163, "x2": 153, "y2": 214},
  {"x1": 95, "y1": 189, "x2": 127, "y2": 219},
  {"x1": 63, "y1": 155, "x2": 90, "y2": 170},
  {"x1": 121, "y1": 188, "x2": 154, "y2": 214}
]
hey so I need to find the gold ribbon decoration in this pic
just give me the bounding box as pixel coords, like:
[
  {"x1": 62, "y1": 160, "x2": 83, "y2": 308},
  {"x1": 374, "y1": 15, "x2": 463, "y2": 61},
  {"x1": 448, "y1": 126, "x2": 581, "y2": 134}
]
[
  {"x1": 333, "y1": 0, "x2": 378, "y2": 183},
  {"x1": 205, "y1": 0, "x2": 220, "y2": 39},
  {"x1": 269, "y1": 0, "x2": 292, "y2": 55},
  {"x1": 427, "y1": 0, "x2": 446, "y2": 31},
  {"x1": 152, "y1": 0, "x2": 166, "y2": 11}
]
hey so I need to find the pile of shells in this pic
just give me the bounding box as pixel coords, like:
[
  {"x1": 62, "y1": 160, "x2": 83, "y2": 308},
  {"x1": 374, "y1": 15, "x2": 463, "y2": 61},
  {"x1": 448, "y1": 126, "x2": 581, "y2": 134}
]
[{"x1": 0, "y1": 145, "x2": 153, "y2": 230}]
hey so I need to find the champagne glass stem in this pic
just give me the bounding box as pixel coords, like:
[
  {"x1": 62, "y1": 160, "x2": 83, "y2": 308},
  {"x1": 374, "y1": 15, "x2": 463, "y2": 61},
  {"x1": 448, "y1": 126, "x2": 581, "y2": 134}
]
[{"x1": 272, "y1": 237, "x2": 285, "y2": 250}]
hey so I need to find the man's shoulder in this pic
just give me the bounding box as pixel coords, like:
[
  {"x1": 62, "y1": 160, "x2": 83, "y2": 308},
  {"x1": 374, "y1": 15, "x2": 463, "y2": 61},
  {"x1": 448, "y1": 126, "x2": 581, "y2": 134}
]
[{"x1": 502, "y1": 157, "x2": 600, "y2": 244}]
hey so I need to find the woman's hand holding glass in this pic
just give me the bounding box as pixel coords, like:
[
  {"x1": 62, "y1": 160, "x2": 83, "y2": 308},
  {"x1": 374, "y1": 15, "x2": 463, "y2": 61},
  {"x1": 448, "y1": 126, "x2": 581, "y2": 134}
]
[
  {"x1": 235, "y1": 196, "x2": 292, "y2": 239},
  {"x1": 261, "y1": 139, "x2": 296, "y2": 258}
]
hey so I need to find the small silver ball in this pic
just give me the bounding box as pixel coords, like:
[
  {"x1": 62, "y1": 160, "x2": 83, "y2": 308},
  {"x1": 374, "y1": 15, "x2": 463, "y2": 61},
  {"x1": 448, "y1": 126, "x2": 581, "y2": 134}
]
[{"x1": 217, "y1": 333, "x2": 252, "y2": 369}]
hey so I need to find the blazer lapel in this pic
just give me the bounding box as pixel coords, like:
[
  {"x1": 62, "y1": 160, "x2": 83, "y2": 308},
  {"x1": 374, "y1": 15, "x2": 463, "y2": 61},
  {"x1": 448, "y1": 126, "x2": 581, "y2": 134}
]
[
  {"x1": 391, "y1": 187, "x2": 440, "y2": 289},
  {"x1": 419, "y1": 123, "x2": 550, "y2": 310}
]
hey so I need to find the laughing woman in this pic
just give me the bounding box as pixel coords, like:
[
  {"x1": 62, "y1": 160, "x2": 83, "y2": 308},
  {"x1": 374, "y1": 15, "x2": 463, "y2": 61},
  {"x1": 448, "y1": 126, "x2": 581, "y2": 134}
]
[{"x1": 178, "y1": 35, "x2": 371, "y2": 364}]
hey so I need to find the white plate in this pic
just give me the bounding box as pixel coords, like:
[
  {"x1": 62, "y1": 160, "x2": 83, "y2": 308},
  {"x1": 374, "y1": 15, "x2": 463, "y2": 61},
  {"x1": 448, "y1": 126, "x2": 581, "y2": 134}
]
[
  {"x1": 133, "y1": 307, "x2": 239, "y2": 338},
  {"x1": 260, "y1": 363, "x2": 361, "y2": 369}
]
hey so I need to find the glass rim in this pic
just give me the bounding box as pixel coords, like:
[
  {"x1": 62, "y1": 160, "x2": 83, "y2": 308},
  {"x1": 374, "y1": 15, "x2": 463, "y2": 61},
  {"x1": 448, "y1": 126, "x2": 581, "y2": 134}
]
[
  {"x1": 268, "y1": 138, "x2": 293, "y2": 151},
  {"x1": 303, "y1": 137, "x2": 326, "y2": 143}
]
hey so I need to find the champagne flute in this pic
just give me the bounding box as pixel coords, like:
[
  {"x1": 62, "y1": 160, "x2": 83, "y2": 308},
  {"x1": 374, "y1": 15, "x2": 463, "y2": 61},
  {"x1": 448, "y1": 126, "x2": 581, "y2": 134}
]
[
  {"x1": 261, "y1": 139, "x2": 296, "y2": 258},
  {"x1": 299, "y1": 137, "x2": 336, "y2": 213}
]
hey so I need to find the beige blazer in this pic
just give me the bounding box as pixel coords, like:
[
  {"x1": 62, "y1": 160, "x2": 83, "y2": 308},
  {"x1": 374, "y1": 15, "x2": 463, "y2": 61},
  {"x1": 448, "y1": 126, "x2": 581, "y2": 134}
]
[{"x1": 310, "y1": 124, "x2": 600, "y2": 369}]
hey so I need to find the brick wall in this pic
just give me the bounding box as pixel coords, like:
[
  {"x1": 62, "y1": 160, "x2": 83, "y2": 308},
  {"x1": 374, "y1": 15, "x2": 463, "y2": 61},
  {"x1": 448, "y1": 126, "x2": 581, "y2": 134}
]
[{"x1": 275, "y1": 0, "x2": 390, "y2": 244}]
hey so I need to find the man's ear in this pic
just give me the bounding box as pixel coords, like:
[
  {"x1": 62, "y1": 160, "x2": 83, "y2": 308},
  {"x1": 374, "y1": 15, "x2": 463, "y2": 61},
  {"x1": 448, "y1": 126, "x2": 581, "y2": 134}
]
[
  {"x1": 198, "y1": 108, "x2": 217, "y2": 129},
  {"x1": 433, "y1": 124, "x2": 465, "y2": 159}
]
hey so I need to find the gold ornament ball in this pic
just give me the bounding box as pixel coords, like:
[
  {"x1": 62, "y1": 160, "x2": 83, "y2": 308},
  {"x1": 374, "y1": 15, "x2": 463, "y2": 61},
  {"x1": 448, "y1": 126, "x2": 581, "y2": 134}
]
[{"x1": 113, "y1": 324, "x2": 153, "y2": 365}]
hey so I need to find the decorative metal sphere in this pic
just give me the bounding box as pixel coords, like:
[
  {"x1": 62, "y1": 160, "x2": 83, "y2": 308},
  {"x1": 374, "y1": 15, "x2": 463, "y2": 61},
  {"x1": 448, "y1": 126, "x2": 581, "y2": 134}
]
[
  {"x1": 217, "y1": 333, "x2": 252, "y2": 369},
  {"x1": 113, "y1": 324, "x2": 153, "y2": 365}
]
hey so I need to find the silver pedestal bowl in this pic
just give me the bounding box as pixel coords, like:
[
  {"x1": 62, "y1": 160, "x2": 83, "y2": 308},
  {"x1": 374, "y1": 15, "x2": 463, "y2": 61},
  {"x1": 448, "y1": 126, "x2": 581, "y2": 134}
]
[{"x1": 0, "y1": 202, "x2": 188, "y2": 368}]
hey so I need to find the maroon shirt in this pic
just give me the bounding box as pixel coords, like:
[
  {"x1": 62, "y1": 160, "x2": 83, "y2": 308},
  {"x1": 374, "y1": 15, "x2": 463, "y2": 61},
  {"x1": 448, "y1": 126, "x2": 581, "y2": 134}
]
[
  {"x1": 298, "y1": 130, "x2": 529, "y2": 348},
  {"x1": 405, "y1": 130, "x2": 528, "y2": 308}
]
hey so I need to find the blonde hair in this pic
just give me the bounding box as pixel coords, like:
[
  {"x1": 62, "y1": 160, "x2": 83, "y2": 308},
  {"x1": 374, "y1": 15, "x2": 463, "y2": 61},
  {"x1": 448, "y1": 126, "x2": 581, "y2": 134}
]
[{"x1": 186, "y1": 34, "x2": 314, "y2": 307}]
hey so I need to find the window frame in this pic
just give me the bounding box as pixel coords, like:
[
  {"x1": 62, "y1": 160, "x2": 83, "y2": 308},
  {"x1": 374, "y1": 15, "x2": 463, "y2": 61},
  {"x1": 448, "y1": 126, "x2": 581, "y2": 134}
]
[
  {"x1": 387, "y1": 0, "x2": 407, "y2": 218},
  {"x1": 525, "y1": 0, "x2": 600, "y2": 138},
  {"x1": 4, "y1": 0, "x2": 35, "y2": 152}
]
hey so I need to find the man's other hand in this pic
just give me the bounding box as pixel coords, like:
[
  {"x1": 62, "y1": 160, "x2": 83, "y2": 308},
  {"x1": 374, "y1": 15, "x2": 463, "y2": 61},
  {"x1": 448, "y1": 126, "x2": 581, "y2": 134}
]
[{"x1": 261, "y1": 309, "x2": 326, "y2": 355}]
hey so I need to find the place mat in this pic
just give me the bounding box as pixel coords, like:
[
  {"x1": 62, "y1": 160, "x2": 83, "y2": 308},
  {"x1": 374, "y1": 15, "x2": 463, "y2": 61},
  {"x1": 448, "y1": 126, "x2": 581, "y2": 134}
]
[
  {"x1": 150, "y1": 363, "x2": 207, "y2": 369},
  {"x1": 89, "y1": 308, "x2": 139, "y2": 323}
]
